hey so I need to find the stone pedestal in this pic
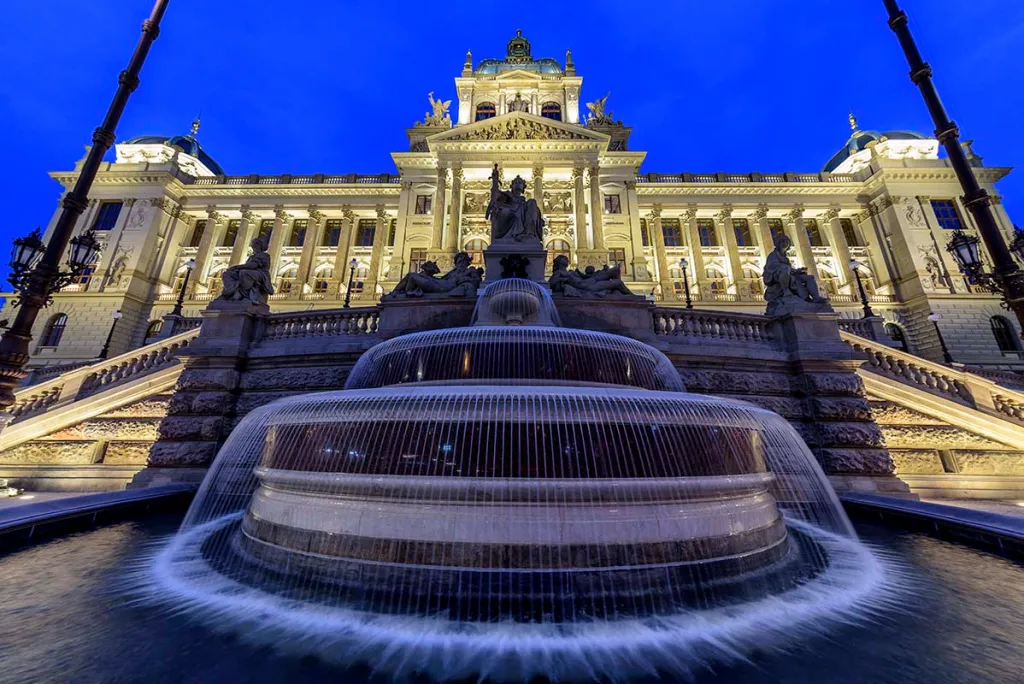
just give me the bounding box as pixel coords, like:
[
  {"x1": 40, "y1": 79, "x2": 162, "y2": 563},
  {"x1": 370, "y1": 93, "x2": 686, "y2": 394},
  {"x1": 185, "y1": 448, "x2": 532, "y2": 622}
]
[{"x1": 483, "y1": 240, "x2": 547, "y2": 282}]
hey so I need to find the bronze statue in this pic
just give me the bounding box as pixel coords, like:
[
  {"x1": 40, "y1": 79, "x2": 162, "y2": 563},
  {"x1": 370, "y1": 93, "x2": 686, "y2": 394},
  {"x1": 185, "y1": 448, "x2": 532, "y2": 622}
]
[
  {"x1": 218, "y1": 235, "x2": 274, "y2": 304},
  {"x1": 385, "y1": 251, "x2": 482, "y2": 299},
  {"x1": 549, "y1": 255, "x2": 633, "y2": 296},
  {"x1": 486, "y1": 164, "x2": 544, "y2": 244}
]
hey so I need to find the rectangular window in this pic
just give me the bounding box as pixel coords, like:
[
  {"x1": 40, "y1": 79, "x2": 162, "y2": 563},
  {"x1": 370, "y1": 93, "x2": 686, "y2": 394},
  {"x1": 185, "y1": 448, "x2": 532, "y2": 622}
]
[
  {"x1": 603, "y1": 194, "x2": 622, "y2": 214},
  {"x1": 767, "y1": 219, "x2": 786, "y2": 247},
  {"x1": 289, "y1": 220, "x2": 308, "y2": 247},
  {"x1": 840, "y1": 218, "x2": 860, "y2": 247},
  {"x1": 607, "y1": 248, "x2": 626, "y2": 267},
  {"x1": 409, "y1": 248, "x2": 428, "y2": 274},
  {"x1": 357, "y1": 219, "x2": 376, "y2": 247},
  {"x1": 222, "y1": 219, "x2": 241, "y2": 247},
  {"x1": 323, "y1": 219, "x2": 343, "y2": 247},
  {"x1": 640, "y1": 218, "x2": 650, "y2": 247},
  {"x1": 388, "y1": 219, "x2": 397, "y2": 247},
  {"x1": 414, "y1": 195, "x2": 432, "y2": 215},
  {"x1": 697, "y1": 219, "x2": 718, "y2": 247},
  {"x1": 805, "y1": 218, "x2": 824, "y2": 247},
  {"x1": 931, "y1": 200, "x2": 963, "y2": 230},
  {"x1": 258, "y1": 219, "x2": 274, "y2": 240},
  {"x1": 188, "y1": 220, "x2": 207, "y2": 248},
  {"x1": 733, "y1": 219, "x2": 753, "y2": 247},
  {"x1": 661, "y1": 219, "x2": 683, "y2": 247},
  {"x1": 92, "y1": 201, "x2": 123, "y2": 231}
]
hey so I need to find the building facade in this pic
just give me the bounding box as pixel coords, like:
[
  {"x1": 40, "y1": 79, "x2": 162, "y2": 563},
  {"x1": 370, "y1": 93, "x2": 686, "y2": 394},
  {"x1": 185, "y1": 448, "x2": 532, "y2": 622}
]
[{"x1": 10, "y1": 31, "x2": 1023, "y2": 371}]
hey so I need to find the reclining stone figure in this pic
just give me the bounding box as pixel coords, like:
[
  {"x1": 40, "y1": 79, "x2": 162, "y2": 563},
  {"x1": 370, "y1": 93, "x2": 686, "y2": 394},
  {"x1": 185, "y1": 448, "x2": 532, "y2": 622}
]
[
  {"x1": 549, "y1": 255, "x2": 633, "y2": 297},
  {"x1": 384, "y1": 251, "x2": 482, "y2": 299}
]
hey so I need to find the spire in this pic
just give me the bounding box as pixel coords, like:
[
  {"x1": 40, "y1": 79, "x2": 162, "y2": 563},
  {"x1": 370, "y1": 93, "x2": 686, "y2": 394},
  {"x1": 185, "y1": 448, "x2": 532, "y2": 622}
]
[
  {"x1": 190, "y1": 112, "x2": 202, "y2": 137},
  {"x1": 565, "y1": 48, "x2": 575, "y2": 75},
  {"x1": 848, "y1": 111, "x2": 859, "y2": 132},
  {"x1": 463, "y1": 49, "x2": 473, "y2": 74}
]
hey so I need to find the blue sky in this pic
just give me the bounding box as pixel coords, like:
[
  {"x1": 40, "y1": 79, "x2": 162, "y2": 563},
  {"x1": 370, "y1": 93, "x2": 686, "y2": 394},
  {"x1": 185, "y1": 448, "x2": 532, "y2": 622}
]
[{"x1": 1, "y1": 0, "x2": 1021, "y2": 275}]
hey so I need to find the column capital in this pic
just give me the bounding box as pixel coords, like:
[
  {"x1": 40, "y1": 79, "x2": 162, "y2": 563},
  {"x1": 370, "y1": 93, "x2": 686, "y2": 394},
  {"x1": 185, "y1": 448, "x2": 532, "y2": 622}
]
[
  {"x1": 400, "y1": 180, "x2": 413, "y2": 191},
  {"x1": 342, "y1": 204, "x2": 356, "y2": 221},
  {"x1": 786, "y1": 204, "x2": 805, "y2": 222},
  {"x1": 819, "y1": 207, "x2": 840, "y2": 223},
  {"x1": 716, "y1": 204, "x2": 733, "y2": 223},
  {"x1": 205, "y1": 206, "x2": 225, "y2": 223},
  {"x1": 274, "y1": 205, "x2": 291, "y2": 221},
  {"x1": 916, "y1": 194, "x2": 932, "y2": 203},
  {"x1": 376, "y1": 204, "x2": 389, "y2": 220},
  {"x1": 307, "y1": 204, "x2": 325, "y2": 224},
  {"x1": 682, "y1": 205, "x2": 699, "y2": 222},
  {"x1": 123, "y1": 197, "x2": 137, "y2": 208},
  {"x1": 571, "y1": 166, "x2": 585, "y2": 181},
  {"x1": 241, "y1": 205, "x2": 259, "y2": 223},
  {"x1": 451, "y1": 166, "x2": 464, "y2": 183},
  {"x1": 532, "y1": 165, "x2": 544, "y2": 178},
  {"x1": 751, "y1": 204, "x2": 770, "y2": 221},
  {"x1": 623, "y1": 179, "x2": 636, "y2": 191},
  {"x1": 648, "y1": 204, "x2": 663, "y2": 219}
]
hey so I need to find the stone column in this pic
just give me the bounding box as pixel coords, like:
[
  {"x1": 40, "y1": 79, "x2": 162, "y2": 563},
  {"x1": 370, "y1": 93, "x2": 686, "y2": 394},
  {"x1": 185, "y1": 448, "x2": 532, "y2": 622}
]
[
  {"x1": 228, "y1": 205, "x2": 259, "y2": 266},
  {"x1": 91, "y1": 198, "x2": 135, "y2": 292},
  {"x1": 649, "y1": 205, "x2": 674, "y2": 300},
  {"x1": 717, "y1": 204, "x2": 744, "y2": 295},
  {"x1": 430, "y1": 166, "x2": 447, "y2": 251},
  {"x1": 787, "y1": 204, "x2": 820, "y2": 282},
  {"x1": 194, "y1": 206, "x2": 226, "y2": 286},
  {"x1": 268, "y1": 205, "x2": 290, "y2": 281},
  {"x1": 751, "y1": 204, "x2": 774, "y2": 262},
  {"x1": 532, "y1": 165, "x2": 544, "y2": 206},
  {"x1": 624, "y1": 180, "x2": 649, "y2": 281},
  {"x1": 588, "y1": 165, "x2": 605, "y2": 251},
  {"x1": 822, "y1": 205, "x2": 854, "y2": 292},
  {"x1": 364, "y1": 205, "x2": 388, "y2": 299},
  {"x1": 572, "y1": 167, "x2": 588, "y2": 250},
  {"x1": 389, "y1": 182, "x2": 414, "y2": 282},
  {"x1": 683, "y1": 205, "x2": 707, "y2": 294},
  {"x1": 447, "y1": 165, "x2": 463, "y2": 252},
  {"x1": 294, "y1": 205, "x2": 325, "y2": 297},
  {"x1": 498, "y1": 92, "x2": 506, "y2": 116},
  {"x1": 331, "y1": 206, "x2": 356, "y2": 296}
]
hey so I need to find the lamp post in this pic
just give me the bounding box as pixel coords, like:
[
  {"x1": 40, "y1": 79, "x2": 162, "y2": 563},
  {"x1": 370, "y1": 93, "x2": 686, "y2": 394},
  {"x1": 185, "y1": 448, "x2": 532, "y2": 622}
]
[
  {"x1": 169, "y1": 259, "x2": 196, "y2": 317},
  {"x1": 343, "y1": 258, "x2": 358, "y2": 309},
  {"x1": 0, "y1": 0, "x2": 170, "y2": 410},
  {"x1": 850, "y1": 260, "x2": 875, "y2": 318},
  {"x1": 883, "y1": 0, "x2": 1024, "y2": 339},
  {"x1": 98, "y1": 311, "x2": 123, "y2": 360},
  {"x1": 679, "y1": 258, "x2": 693, "y2": 309},
  {"x1": 928, "y1": 312, "x2": 953, "y2": 364}
]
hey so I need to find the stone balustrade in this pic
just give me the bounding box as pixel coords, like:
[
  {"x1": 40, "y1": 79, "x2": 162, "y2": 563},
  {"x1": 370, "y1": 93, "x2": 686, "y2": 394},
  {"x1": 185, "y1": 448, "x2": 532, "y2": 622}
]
[
  {"x1": 190, "y1": 173, "x2": 401, "y2": 187},
  {"x1": 8, "y1": 329, "x2": 199, "y2": 422},
  {"x1": 836, "y1": 318, "x2": 878, "y2": 339},
  {"x1": 636, "y1": 172, "x2": 857, "y2": 184},
  {"x1": 841, "y1": 331, "x2": 1024, "y2": 426},
  {"x1": 652, "y1": 308, "x2": 777, "y2": 347},
  {"x1": 259, "y1": 308, "x2": 380, "y2": 342}
]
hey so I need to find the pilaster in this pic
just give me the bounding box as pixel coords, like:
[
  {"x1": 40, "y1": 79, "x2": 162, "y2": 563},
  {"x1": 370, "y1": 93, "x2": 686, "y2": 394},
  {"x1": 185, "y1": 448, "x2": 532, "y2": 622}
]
[
  {"x1": 751, "y1": 203, "x2": 774, "y2": 261},
  {"x1": 649, "y1": 205, "x2": 674, "y2": 299},
  {"x1": 229, "y1": 205, "x2": 259, "y2": 267},
  {"x1": 447, "y1": 165, "x2": 463, "y2": 251},
  {"x1": 588, "y1": 165, "x2": 605, "y2": 251},
  {"x1": 364, "y1": 205, "x2": 388, "y2": 299},
  {"x1": 683, "y1": 205, "x2": 707, "y2": 293},
  {"x1": 194, "y1": 207, "x2": 226, "y2": 286},
  {"x1": 786, "y1": 204, "x2": 820, "y2": 282},
  {"x1": 822, "y1": 206, "x2": 854, "y2": 292},
  {"x1": 430, "y1": 166, "x2": 447, "y2": 251},
  {"x1": 572, "y1": 167, "x2": 588, "y2": 250},
  {"x1": 296, "y1": 204, "x2": 325, "y2": 293},
  {"x1": 331, "y1": 206, "x2": 356, "y2": 296},
  {"x1": 624, "y1": 180, "x2": 649, "y2": 281},
  {"x1": 716, "y1": 204, "x2": 744, "y2": 294},
  {"x1": 268, "y1": 205, "x2": 291, "y2": 281},
  {"x1": 90, "y1": 198, "x2": 134, "y2": 292}
]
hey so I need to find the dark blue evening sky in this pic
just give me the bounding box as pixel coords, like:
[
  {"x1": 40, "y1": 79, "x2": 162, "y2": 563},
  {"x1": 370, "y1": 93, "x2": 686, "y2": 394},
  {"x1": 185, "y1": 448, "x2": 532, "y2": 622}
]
[{"x1": 1, "y1": 0, "x2": 1022, "y2": 275}]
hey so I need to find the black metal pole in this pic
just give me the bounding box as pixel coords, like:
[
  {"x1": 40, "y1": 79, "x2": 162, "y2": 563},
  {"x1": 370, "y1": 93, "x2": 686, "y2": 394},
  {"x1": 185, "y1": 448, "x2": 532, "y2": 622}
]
[
  {"x1": 343, "y1": 265, "x2": 356, "y2": 309},
  {"x1": 929, "y1": 315, "x2": 953, "y2": 364},
  {"x1": 0, "y1": 0, "x2": 170, "y2": 408},
  {"x1": 853, "y1": 268, "x2": 874, "y2": 318},
  {"x1": 681, "y1": 268, "x2": 693, "y2": 309},
  {"x1": 170, "y1": 262, "x2": 193, "y2": 317},
  {"x1": 883, "y1": 0, "x2": 1024, "y2": 338},
  {"x1": 98, "y1": 312, "x2": 121, "y2": 360}
]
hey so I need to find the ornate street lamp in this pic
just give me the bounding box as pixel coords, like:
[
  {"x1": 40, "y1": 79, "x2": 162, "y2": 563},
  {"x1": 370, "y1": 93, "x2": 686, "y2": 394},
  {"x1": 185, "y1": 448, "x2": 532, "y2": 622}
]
[
  {"x1": 0, "y1": 0, "x2": 170, "y2": 410},
  {"x1": 883, "y1": 0, "x2": 1024, "y2": 338},
  {"x1": 944, "y1": 229, "x2": 993, "y2": 290},
  {"x1": 98, "y1": 310, "x2": 123, "y2": 360},
  {"x1": 343, "y1": 258, "x2": 358, "y2": 309},
  {"x1": 1009, "y1": 225, "x2": 1024, "y2": 265},
  {"x1": 927, "y1": 312, "x2": 953, "y2": 364},
  {"x1": 679, "y1": 258, "x2": 693, "y2": 309},
  {"x1": 6, "y1": 228, "x2": 101, "y2": 306},
  {"x1": 849, "y1": 260, "x2": 875, "y2": 319},
  {"x1": 7, "y1": 229, "x2": 45, "y2": 292},
  {"x1": 170, "y1": 259, "x2": 196, "y2": 317}
]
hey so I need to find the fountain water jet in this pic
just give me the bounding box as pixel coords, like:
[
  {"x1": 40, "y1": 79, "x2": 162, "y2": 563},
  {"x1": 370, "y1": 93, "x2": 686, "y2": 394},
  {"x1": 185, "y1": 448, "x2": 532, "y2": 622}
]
[{"x1": 146, "y1": 279, "x2": 900, "y2": 681}]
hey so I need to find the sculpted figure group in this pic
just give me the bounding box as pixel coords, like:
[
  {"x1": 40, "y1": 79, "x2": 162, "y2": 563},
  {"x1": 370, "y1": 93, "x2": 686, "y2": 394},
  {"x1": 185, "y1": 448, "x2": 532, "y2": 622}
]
[
  {"x1": 384, "y1": 251, "x2": 482, "y2": 299},
  {"x1": 548, "y1": 255, "x2": 633, "y2": 297}
]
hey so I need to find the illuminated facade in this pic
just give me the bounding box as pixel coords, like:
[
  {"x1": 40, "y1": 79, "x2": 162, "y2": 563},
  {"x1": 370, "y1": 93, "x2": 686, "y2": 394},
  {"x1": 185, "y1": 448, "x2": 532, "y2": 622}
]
[{"x1": 10, "y1": 30, "x2": 1023, "y2": 371}]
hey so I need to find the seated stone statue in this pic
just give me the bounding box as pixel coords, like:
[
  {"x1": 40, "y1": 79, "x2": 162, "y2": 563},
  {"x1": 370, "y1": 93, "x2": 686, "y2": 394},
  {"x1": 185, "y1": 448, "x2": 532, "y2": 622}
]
[
  {"x1": 763, "y1": 234, "x2": 828, "y2": 315},
  {"x1": 384, "y1": 251, "x2": 482, "y2": 299},
  {"x1": 549, "y1": 255, "x2": 633, "y2": 296},
  {"x1": 218, "y1": 235, "x2": 274, "y2": 304}
]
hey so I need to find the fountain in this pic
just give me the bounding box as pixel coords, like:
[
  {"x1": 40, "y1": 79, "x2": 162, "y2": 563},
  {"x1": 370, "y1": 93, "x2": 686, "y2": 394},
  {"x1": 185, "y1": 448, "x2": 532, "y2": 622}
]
[{"x1": 147, "y1": 278, "x2": 896, "y2": 681}]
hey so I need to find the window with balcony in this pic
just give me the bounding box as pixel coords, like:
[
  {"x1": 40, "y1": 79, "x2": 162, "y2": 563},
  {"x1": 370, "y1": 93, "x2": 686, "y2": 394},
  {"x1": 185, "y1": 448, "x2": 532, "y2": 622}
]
[
  {"x1": 92, "y1": 201, "x2": 123, "y2": 231},
  {"x1": 840, "y1": 218, "x2": 860, "y2": 247},
  {"x1": 697, "y1": 219, "x2": 718, "y2": 247},
  {"x1": 222, "y1": 219, "x2": 241, "y2": 247},
  {"x1": 661, "y1": 219, "x2": 683, "y2": 247},
  {"x1": 323, "y1": 219, "x2": 343, "y2": 247},
  {"x1": 931, "y1": 200, "x2": 963, "y2": 230},
  {"x1": 39, "y1": 313, "x2": 68, "y2": 347},
  {"x1": 475, "y1": 102, "x2": 496, "y2": 121},
  {"x1": 288, "y1": 220, "x2": 308, "y2": 247},
  {"x1": 409, "y1": 248, "x2": 428, "y2": 274},
  {"x1": 541, "y1": 102, "x2": 562, "y2": 120},
  {"x1": 258, "y1": 219, "x2": 274, "y2": 240},
  {"x1": 188, "y1": 220, "x2": 207, "y2": 248},
  {"x1": 415, "y1": 195, "x2": 432, "y2": 214},
  {"x1": 356, "y1": 219, "x2": 376, "y2": 247},
  {"x1": 991, "y1": 316, "x2": 1021, "y2": 354},
  {"x1": 767, "y1": 219, "x2": 786, "y2": 247},
  {"x1": 603, "y1": 194, "x2": 622, "y2": 214},
  {"x1": 805, "y1": 218, "x2": 824, "y2": 247},
  {"x1": 464, "y1": 239, "x2": 488, "y2": 265},
  {"x1": 733, "y1": 219, "x2": 753, "y2": 247}
]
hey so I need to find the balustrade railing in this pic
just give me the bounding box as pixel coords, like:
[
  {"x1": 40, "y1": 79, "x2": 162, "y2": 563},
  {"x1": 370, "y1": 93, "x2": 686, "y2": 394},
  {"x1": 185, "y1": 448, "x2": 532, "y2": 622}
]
[
  {"x1": 8, "y1": 328, "x2": 199, "y2": 422},
  {"x1": 636, "y1": 172, "x2": 856, "y2": 184},
  {"x1": 653, "y1": 308, "x2": 777, "y2": 347},
  {"x1": 836, "y1": 318, "x2": 878, "y2": 340},
  {"x1": 841, "y1": 330, "x2": 1024, "y2": 426},
  {"x1": 259, "y1": 308, "x2": 380, "y2": 343},
  {"x1": 188, "y1": 173, "x2": 401, "y2": 186}
]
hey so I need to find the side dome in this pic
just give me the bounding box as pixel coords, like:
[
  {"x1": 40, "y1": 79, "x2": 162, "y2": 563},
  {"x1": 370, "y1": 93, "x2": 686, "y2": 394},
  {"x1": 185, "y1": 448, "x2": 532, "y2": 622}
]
[
  {"x1": 124, "y1": 124, "x2": 225, "y2": 175},
  {"x1": 823, "y1": 122, "x2": 930, "y2": 174}
]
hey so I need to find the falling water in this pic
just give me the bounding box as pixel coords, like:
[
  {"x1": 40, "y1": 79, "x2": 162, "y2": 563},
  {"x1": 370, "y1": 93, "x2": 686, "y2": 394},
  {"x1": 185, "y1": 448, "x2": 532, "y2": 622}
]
[{"x1": 144, "y1": 279, "x2": 902, "y2": 681}]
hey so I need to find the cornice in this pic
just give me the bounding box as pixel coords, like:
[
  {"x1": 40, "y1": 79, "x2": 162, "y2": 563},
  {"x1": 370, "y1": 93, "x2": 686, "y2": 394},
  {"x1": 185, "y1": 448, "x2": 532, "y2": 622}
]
[{"x1": 636, "y1": 184, "x2": 863, "y2": 197}]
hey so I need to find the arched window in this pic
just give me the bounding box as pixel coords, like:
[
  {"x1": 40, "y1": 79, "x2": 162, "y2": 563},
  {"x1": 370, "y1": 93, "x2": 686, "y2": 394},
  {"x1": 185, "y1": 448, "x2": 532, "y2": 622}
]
[
  {"x1": 278, "y1": 265, "x2": 298, "y2": 294},
  {"x1": 475, "y1": 102, "x2": 496, "y2": 121},
  {"x1": 884, "y1": 323, "x2": 909, "y2": 352},
  {"x1": 991, "y1": 316, "x2": 1020, "y2": 354},
  {"x1": 546, "y1": 239, "x2": 571, "y2": 272},
  {"x1": 464, "y1": 239, "x2": 488, "y2": 266},
  {"x1": 351, "y1": 266, "x2": 370, "y2": 294},
  {"x1": 705, "y1": 267, "x2": 728, "y2": 294},
  {"x1": 144, "y1": 320, "x2": 163, "y2": 341},
  {"x1": 742, "y1": 266, "x2": 763, "y2": 295},
  {"x1": 541, "y1": 102, "x2": 562, "y2": 121},
  {"x1": 39, "y1": 313, "x2": 68, "y2": 348},
  {"x1": 314, "y1": 267, "x2": 334, "y2": 294}
]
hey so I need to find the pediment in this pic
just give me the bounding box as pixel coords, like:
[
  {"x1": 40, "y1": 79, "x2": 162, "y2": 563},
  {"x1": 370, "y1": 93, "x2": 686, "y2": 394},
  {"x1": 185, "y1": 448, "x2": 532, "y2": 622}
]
[
  {"x1": 428, "y1": 112, "x2": 609, "y2": 145},
  {"x1": 493, "y1": 69, "x2": 545, "y2": 81}
]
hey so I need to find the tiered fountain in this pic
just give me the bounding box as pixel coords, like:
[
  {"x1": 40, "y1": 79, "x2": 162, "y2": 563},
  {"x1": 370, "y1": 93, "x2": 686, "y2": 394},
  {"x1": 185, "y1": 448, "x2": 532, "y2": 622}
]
[{"x1": 149, "y1": 276, "x2": 892, "y2": 681}]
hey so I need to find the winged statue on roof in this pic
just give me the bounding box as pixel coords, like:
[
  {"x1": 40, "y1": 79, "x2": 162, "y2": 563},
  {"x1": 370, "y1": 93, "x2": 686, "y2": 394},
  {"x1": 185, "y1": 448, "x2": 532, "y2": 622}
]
[{"x1": 420, "y1": 91, "x2": 452, "y2": 127}]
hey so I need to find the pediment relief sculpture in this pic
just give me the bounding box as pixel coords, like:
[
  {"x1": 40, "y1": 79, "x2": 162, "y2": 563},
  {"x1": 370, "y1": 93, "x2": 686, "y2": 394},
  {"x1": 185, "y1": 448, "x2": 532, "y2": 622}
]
[{"x1": 442, "y1": 116, "x2": 591, "y2": 142}]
